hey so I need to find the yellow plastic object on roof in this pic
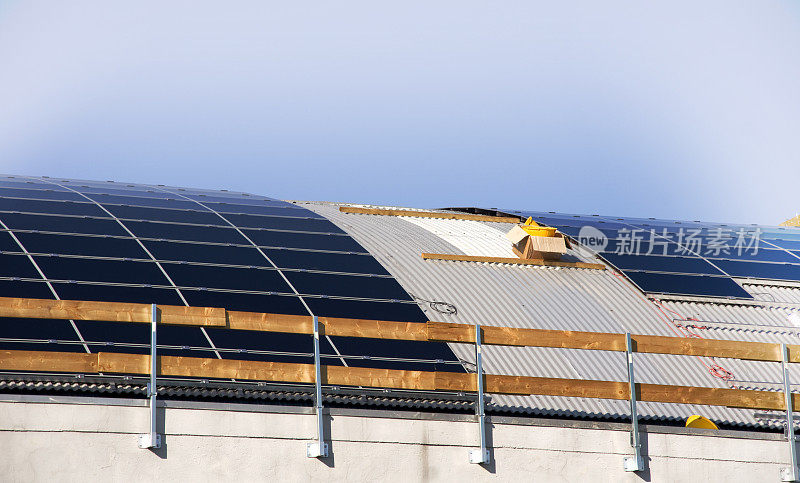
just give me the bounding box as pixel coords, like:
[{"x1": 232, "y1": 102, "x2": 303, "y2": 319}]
[
  {"x1": 521, "y1": 218, "x2": 557, "y2": 237},
  {"x1": 685, "y1": 415, "x2": 718, "y2": 430},
  {"x1": 782, "y1": 214, "x2": 800, "y2": 227},
  {"x1": 522, "y1": 226, "x2": 558, "y2": 237},
  {"x1": 524, "y1": 217, "x2": 540, "y2": 226}
]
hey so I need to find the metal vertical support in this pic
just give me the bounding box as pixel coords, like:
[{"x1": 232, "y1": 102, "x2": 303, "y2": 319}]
[
  {"x1": 469, "y1": 323, "x2": 490, "y2": 464},
  {"x1": 781, "y1": 343, "x2": 799, "y2": 482},
  {"x1": 138, "y1": 303, "x2": 161, "y2": 449},
  {"x1": 307, "y1": 315, "x2": 329, "y2": 458},
  {"x1": 623, "y1": 332, "x2": 644, "y2": 472}
]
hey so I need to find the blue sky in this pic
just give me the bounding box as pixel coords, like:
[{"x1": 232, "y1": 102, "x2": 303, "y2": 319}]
[{"x1": 0, "y1": 2, "x2": 798, "y2": 225}]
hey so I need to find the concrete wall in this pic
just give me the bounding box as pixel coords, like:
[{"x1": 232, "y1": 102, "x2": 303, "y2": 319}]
[{"x1": 0, "y1": 395, "x2": 793, "y2": 482}]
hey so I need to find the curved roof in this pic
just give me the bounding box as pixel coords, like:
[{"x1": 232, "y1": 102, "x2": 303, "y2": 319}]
[
  {"x1": 0, "y1": 174, "x2": 461, "y2": 372},
  {"x1": 4, "y1": 173, "x2": 800, "y2": 429}
]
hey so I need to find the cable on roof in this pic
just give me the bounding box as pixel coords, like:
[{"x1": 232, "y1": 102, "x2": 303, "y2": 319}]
[{"x1": 409, "y1": 293, "x2": 458, "y2": 316}]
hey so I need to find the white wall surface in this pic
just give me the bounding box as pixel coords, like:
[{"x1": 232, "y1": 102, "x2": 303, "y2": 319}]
[{"x1": 0, "y1": 398, "x2": 792, "y2": 482}]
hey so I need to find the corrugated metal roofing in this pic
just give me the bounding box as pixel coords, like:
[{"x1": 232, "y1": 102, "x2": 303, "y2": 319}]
[{"x1": 302, "y1": 202, "x2": 788, "y2": 428}]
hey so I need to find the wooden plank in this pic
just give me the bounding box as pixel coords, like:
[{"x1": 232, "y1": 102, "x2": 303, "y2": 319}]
[
  {"x1": 227, "y1": 311, "x2": 312, "y2": 334},
  {"x1": 0, "y1": 350, "x2": 98, "y2": 373},
  {"x1": 321, "y1": 317, "x2": 429, "y2": 341},
  {"x1": 2, "y1": 349, "x2": 795, "y2": 411},
  {"x1": 435, "y1": 372, "x2": 787, "y2": 410},
  {"x1": 339, "y1": 206, "x2": 520, "y2": 223},
  {"x1": 0, "y1": 296, "x2": 792, "y2": 365},
  {"x1": 427, "y1": 322, "x2": 787, "y2": 363},
  {"x1": 0, "y1": 297, "x2": 226, "y2": 327},
  {"x1": 327, "y1": 365, "x2": 437, "y2": 391},
  {"x1": 633, "y1": 334, "x2": 783, "y2": 363},
  {"x1": 226, "y1": 312, "x2": 429, "y2": 341},
  {"x1": 96, "y1": 352, "x2": 432, "y2": 389},
  {"x1": 421, "y1": 253, "x2": 606, "y2": 270},
  {"x1": 160, "y1": 305, "x2": 227, "y2": 327}
]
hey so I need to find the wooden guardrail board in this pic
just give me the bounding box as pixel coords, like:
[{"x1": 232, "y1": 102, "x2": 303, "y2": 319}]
[
  {"x1": 339, "y1": 206, "x2": 520, "y2": 223},
  {"x1": 0, "y1": 349, "x2": 790, "y2": 411},
  {"x1": 0, "y1": 297, "x2": 226, "y2": 327},
  {"x1": 0, "y1": 296, "x2": 797, "y2": 363},
  {"x1": 421, "y1": 253, "x2": 606, "y2": 270}
]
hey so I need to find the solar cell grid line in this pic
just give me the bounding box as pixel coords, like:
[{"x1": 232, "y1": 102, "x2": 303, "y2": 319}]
[
  {"x1": 0, "y1": 217, "x2": 90, "y2": 353},
  {"x1": 150, "y1": 185, "x2": 350, "y2": 367},
  {"x1": 30, "y1": 177, "x2": 224, "y2": 360},
  {"x1": 761, "y1": 239, "x2": 800, "y2": 263}
]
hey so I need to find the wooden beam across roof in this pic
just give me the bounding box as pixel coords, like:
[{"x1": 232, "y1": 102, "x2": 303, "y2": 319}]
[
  {"x1": 338, "y1": 206, "x2": 521, "y2": 223},
  {"x1": 0, "y1": 297, "x2": 226, "y2": 327},
  {"x1": 0, "y1": 349, "x2": 791, "y2": 411},
  {"x1": 0, "y1": 296, "x2": 798, "y2": 363},
  {"x1": 421, "y1": 252, "x2": 606, "y2": 270}
]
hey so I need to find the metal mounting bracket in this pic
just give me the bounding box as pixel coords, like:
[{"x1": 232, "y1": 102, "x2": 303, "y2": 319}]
[
  {"x1": 138, "y1": 303, "x2": 161, "y2": 449},
  {"x1": 781, "y1": 343, "x2": 799, "y2": 482},
  {"x1": 623, "y1": 333, "x2": 644, "y2": 472},
  {"x1": 469, "y1": 323, "x2": 490, "y2": 465},
  {"x1": 307, "y1": 315, "x2": 329, "y2": 458}
]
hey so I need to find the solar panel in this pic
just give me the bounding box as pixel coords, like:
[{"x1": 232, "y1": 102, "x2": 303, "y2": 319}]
[
  {"x1": 0, "y1": 175, "x2": 465, "y2": 377},
  {"x1": 502, "y1": 209, "x2": 800, "y2": 299},
  {"x1": 15, "y1": 232, "x2": 149, "y2": 259},
  {"x1": 0, "y1": 198, "x2": 106, "y2": 216}
]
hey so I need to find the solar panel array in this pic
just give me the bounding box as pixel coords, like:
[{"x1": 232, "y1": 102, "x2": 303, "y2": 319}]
[
  {"x1": 0, "y1": 175, "x2": 463, "y2": 374},
  {"x1": 504, "y1": 210, "x2": 800, "y2": 299}
]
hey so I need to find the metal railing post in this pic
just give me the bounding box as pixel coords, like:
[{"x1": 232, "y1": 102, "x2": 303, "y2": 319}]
[
  {"x1": 623, "y1": 332, "x2": 643, "y2": 472},
  {"x1": 307, "y1": 315, "x2": 329, "y2": 458},
  {"x1": 138, "y1": 303, "x2": 161, "y2": 449},
  {"x1": 469, "y1": 323, "x2": 490, "y2": 464},
  {"x1": 782, "y1": 343, "x2": 799, "y2": 482}
]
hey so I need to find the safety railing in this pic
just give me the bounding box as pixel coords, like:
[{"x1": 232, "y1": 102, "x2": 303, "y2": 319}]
[{"x1": 0, "y1": 296, "x2": 798, "y2": 479}]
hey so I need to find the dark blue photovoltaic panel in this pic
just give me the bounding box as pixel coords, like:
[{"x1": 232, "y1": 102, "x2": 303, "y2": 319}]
[
  {"x1": 304, "y1": 298, "x2": 426, "y2": 322},
  {"x1": 206, "y1": 327, "x2": 344, "y2": 366},
  {"x1": 123, "y1": 220, "x2": 247, "y2": 244},
  {"x1": 0, "y1": 198, "x2": 105, "y2": 216},
  {"x1": 0, "y1": 253, "x2": 41, "y2": 279},
  {"x1": 162, "y1": 264, "x2": 292, "y2": 293},
  {"x1": 769, "y1": 240, "x2": 800, "y2": 250},
  {"x1": 332, "y1": 336, "x2": 462, "y2": 372},
  {"x1": 261, "y1": 248, "x2": 390, "y2": 275},
  {"x1": 205, "y1": 202, "x2": 322, "y2": 218},
  {"x1": 507, "y1": 208, "x2": 800, "y2": 296},
  {"x1": 0, "y1": 188, "x2": 86, "y2": 202},
  {"x1": 0, "y1": 179, "x2": 64, "y2": 191},
  {"x1": 51, "y1": 283, "x2": 184, "y2": 305},
  {"x1": 600, "y1": 254, "x2": 725, "y2": 275},
  {"x1": 0, "y1": 213, "x2": 128, "y2": 236},
  {"x1": 0, "y1": 175, "x2": 464, "y2": 375},
  {"x1": 284, "y1": 271, "x2": 411, "y2": 300},
  {"x1": 180, "y1": 289, "x2": 308, "y2": 314},
  {"x1": 0, "y1": 317, "x2": 80, "y2": 341},
  {"x1": 143, "y1": 240, "x2": 269, "y2": 266},
  {"x1": 15, "y1": 232, "x2": 149, "y2": 259},
  {"x1": 0, "y1": 280, "x2": 53, "y2": 298},
  {"x1": 704, "y1": 248, "x2": 799, "y2": 263},
  {"x1": 34, "y1": 256, "x2": 171, "y2": 285},
  {"x1": 182, "y1": 194, "x2": 284, "y2": 206},
  {"x1": 222, "y1": 213, "x2": 344, "y2": 233},
  {"x1": 0, "y1": 230, "x2": 21, "y2": 252},
  {"x1": 71, "y1": 186, "x2": 175, "y2": 198},
  {"x1": 87, "y1": 193, "x2": 204, "y2": 210},
  {"x1": 105, "y1": 205, "x2": 223, "y2": 225},
  {"x1": 76, "y1": 319, "x2": 210, "y2": 348},
  {"x1": 243, "y1": 229, "x2": 366, "y2": 253},
  {"x1": 624, "y1": 272, "x2": 752, "y2": 298},
  {"x1": 712, "y1": 260, "x2": 800, "y2": 282}
]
